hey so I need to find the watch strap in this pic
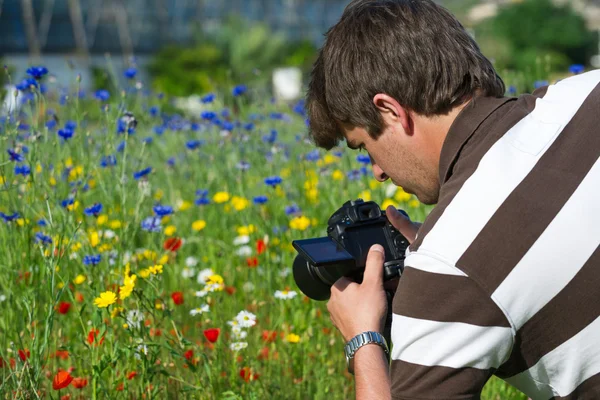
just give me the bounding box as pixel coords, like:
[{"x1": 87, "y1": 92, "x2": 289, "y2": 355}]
[{"x1": 344, "y1": 331, "x2": 389, "y2": 374}]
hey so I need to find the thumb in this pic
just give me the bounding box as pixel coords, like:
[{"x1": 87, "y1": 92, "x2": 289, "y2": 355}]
[
  {"x1": 362, "y1": 244, "x2": 385, "y2": 288},
  {"x1": 386, "y1": 205, "x2": 419, "y2": 244}
]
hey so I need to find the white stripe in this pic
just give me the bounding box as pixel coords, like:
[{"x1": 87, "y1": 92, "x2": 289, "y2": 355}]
[
  {"x1": 390, "y1": 314, "x2": 513, "y2": 370},
  {"x1": 419, "y1": 70, "x2": 600, "y2": 265},
  {"x1": 505, "y1": 316, "x2": 600, "y2": 399},
  {"x1": 403, "y1": 251, "x2": 467, "y2": 276},
  {"x1": 493, "y1": 157, "x2": 600, "y2": 329}
]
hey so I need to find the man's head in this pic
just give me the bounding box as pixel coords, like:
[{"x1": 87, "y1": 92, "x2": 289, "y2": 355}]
[{"x1": 307, "y1": 0, "x2": 504, "y2": 204}]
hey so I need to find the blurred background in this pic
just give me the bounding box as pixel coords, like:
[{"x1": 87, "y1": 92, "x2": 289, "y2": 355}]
[{"x1": 1, "y1": 0, "x2": 600, "y2": 107}]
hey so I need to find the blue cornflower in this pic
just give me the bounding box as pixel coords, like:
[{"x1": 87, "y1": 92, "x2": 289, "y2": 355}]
[
  {"x1": 232, "y1": 84, "x2": 247, "y2": 97},
  {"x1": 0, "y1": 212, "x2": 19, "y2": 222},
  {"x1": 58, "y1": 128, "x2": 74, "y2": 140},
  {"x1": 64, "y1": 121, "x2": 77, "y2": 130},
  {"x1": 34, "y1": 232, "x2": 52, "y2": 245},
  {"x1": 141, "y1": 216, "x2": 162, "y2": 232},
  {"x1": 26, "y1": 66, "x2": 48, "y2": 79},
  {"x1": 253, "y1": 195, "x2": 268, "y2": 205},
  {"x1": 124, "y1": 67, "x2": 137, "y2": 79},
  {"x1": 149, "y1": 106, "x2": 159, "y2": 117},
  {"x1": 16, "y1": 78, "x2": 38, "y2": 91},
  {"x1": 21, "y1": 145, "x2": 29, "y2": 154},
  {"x1": 507, "y1": 85, "x2": 517, "y2": 96},
  {"x1": 305, "y1": 150, "x2": 320, "y2": 162},
  {"x1": 236, "y1": 161, "x2": 251, "y2": 171},
  {"x1": 14, "y1": 165, "x2": 31, "y2": 176},
  {"x1": 153, "y1": 126, "x2": 165, "y2": 135},
  {"x1": 356, "y1": 154, "x2": 371, "y2": 164},
  {"x1": 7, "y1": 149, "x2": 24, "y2": 162},
  {"x1": 190, "y1": 122, "x2": 200, "y2": 131},
  {"x1": 222, "y1": 121, "x2": 235, "y2": 131},
  {"x1": 196, "y1": 189, "x2": 209, "y2": 198},
  {"x1": 292, "y1": 99, "x2": 306, "y2": 116},
  {"x1": 142, "y1": 137, "x2": 153, "y2": 145},
  {"x1": 100, "y1": 155, "x2": 117, "y2": 168},
  {"x1": 569, "y1": 64, "x2": 584, "y2": 75},
  {"x1": 284, "y1": 204, "x2": 301, "y2": 216},
  {"x1": 264, "y1": 176, "x2": 282, "y2": 187},
  {"x1": 360, "y1": 166, "x2": 369, "y2": 176},
  {"x1": 221, "y1": 108, "x2": 230, "y2": 118},
  {"x1": 201, "y1": 93, "x2": 216, "y2": 103},
  {"x1": 61, "y1": 198, "x2": 75, "y2": 208},
  {"x1": 195, "y1": 197, "x2": 210, "y2": 206},
  {"x1": 117, "y1": 141, "x2": 126, "y2": 152},
  {"x1": 270, "y1": 112, "x2": 283, "y2": 120},
  {"x1": 167, "y1": 157, "x2": 176, "y2": 166},
  {"x1": 133, "y1": 167, "x2": 152, "y2": 180},
  {"x1": 347, "y1": 169, "x2": 362, "y2": 181},
  {"x1": 201, "y1": 111, "x2": 217, "y2": 120},
  {"x1": 186, "y1": 140, "x2": 203, "y2": 150},
  {"x1": 45, "y1": 120, "x2": 57, "y2": 130},
  {"x1": 244, "y1": 123, "x2": 254, "y2": 131},
  {"x1": 533, "y1": 80, "x2": 549, "y2": 90},
  {"x1": 83, "y1": 254, "x2": 102, "y2": 266},
  {"x1": 153, "y1": 204, "x2": 173, "y2": 216},
  {"x1": 94, "y1": 89, "x2": 110, "y2": 101},
  {"x1": 84, "y1": 203, "x2": 103, "y2": 216},
  {"x1": 333, "y1": 151, "x2": 343, "y2": 158},
  {"x1": 37, "y1": 219, "x2": 47, "y2": 226}
]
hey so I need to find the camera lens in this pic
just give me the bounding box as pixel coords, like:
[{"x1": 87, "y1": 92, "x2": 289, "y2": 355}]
[{"x1": 292, "y1": 255, "x2": 335, "y2": 301}]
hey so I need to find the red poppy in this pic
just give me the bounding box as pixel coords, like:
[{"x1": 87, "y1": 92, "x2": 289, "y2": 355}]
[
  {"x1": 184, "y1": 349, "x2": 194, "y2": 360},
  {"x1": 87, "y1": 329, "x2": 104, "y2": 346},
  {"x1": 116, "y1": 382, "x2": 124, "y2": 391},
  {"x1": 163, "y1": 237, "x2": 183, "y2": 252},
  {"x1": 18, "y1": 349, "x2": 29, "y2": 362},
  {"x1": 258, "y1": 346, "x2": 270, "y2": 360},
  {"x1": 203, "y1": 328, "x2": 220, "y2": 343},
  {"x1": 52, "y1": 370, "x2": 73, "y2": 390},
  {"x1": 256, "y1": 239, "x2": 266, "y2": 255},
  {"x1": 57, "y1": 301, "x2": 71, "y2": 314},
  {"x1": 75, "y1": 292, "x2": 84, "y2": 303},
  {"x1": 239, "y1": 366, "x2": 259, "y2": 382},
  {"x1": 246, "y1": 257, "x2": 258, "y2": 267},
  {"x1": 225, "y1": 286, "x2": 236, "y2": 295},
  {"x1": 127, "y1": 371, "x2": 137, "y2": 380},
  {"x1": 261, "y1": 330, "x2": 277, "y2": 343},
  {"x1": 71, "y1": 377, "x2": 88, "y2": 389},
  {"x1": 171, "y1": 291, "x2": 184, "y2": 305},
  {"x1": 55, "y1": 350, "x2": 69, "y2": 360}
]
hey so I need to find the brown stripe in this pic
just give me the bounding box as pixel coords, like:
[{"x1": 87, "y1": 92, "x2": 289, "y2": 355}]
[
  {"x1": 552, "y1": 372, "x2": 600, "y2": 399},
  {"x1": 457, "y1": 81, "x2": 600, "y2": 294},
  {"x1": 496, "y1": 246, "x2": 600, "y2": 378},
  {"x1": 412, "y1": 88, "x2": 547, "y2": 252},
  {"x1": 392, "y1": 267, "x2": 510, "y2": 327},
  {"x1": 391, "y1": 359, "x2": 491, "y2": 399}
]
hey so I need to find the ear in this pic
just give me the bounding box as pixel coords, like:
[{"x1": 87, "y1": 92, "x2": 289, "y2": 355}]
[{"x1": 373, "y1": 94, "x2": 412, "y2": 136}]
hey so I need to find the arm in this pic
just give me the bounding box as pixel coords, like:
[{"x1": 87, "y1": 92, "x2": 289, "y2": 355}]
[{"x1": 355, "y1": 345, "x2": 391, "y2": 400}]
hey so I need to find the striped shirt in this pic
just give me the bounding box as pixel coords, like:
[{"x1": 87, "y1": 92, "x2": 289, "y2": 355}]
[{"x1": 390, "y1": 70, "x2": 600, "y2": 399}]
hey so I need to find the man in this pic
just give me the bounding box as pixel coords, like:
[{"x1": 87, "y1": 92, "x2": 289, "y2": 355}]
[{"x1": 306, "y1": 0, "x2": 600, "y2": 399}]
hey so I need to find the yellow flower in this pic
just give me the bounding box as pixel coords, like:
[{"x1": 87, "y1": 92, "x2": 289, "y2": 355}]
[
  {"x1": 394, "y1": 188, "x2": 411, "y2": 203},
  {"x1": 305, "y1": 188, "x2": 319, "y2": 203},
  {"x1": 98, "y1": 243, "x2": 112, "y2": 252},
  {"x1": 109, "y1": 220, "x2": 122, "y2": 229},
  {"x1": 73, "y1": 274, "x2": 86, "y2": 285},
  {"x1": 178, "y1": 200, "x2": 192, "y2": 211},
  {"x1": 138, "y1": 269, "x2": 151, "y2": 279},
  {"x1": 158, "y1": 254, "x2": 169, "y2": 265},
  {"x1": 0, "y1": 176, "x2": 5, "y2": 185},
  {"x1": 16, "y1": 218, "x2": 26, "y2": 226},
  {"x1": 409, "y1": 199, "x2": 420, "y2": 208},
  {"x1": 369, "y1": 179, "x2": 382, "y2": 190},
  {"x1": 164, "y1": 225, "x2": 177, "y2": 236},
  {"x1": 35, "y1": 163, "x2": 42, "y2": 173},
  {"x1": 65, "y1": 157, "x2": 73, "y2": 168},
  {"x1": 213, "y1": 192, "x2": 230, "y2": 204},
  {"x1": 332, "y1": 170, "x2": 344, "y2": 181},
  {"x1": 111, "y1": 307, "x2": 124, "y2": 318},
  {"x1": 286, "y1": 333, "x2": 301, "y2": 343},
  {"x1": 280, "y1": 168, "x2": 291, "y2": 178},
  {"x1": 381, "y1": 199, "x2": 398, "y2": 211},
  {"x1": 192, "y1": 220, "x2": 206, "y2": 231},
  {"x1": 57, "y1": 282, "x2": 64, "y2": 289},
  {"x1": 358, "y1": 190, "x2": 371, "y2": 202},
  {"x1": 148, "y1": 264, "x2": 163, "y2": 275},
  {"x1": 94, "y1": 291, "x2": 117, "y2": 308},
  {"x1": 49, "y1": 176, "x2": 57, "y2": 186},
  {"x1": 119, "y1": 274, "x2": 137, "y2": 300},
  {"x1": 88, "y1": 179, "x2": 96, "y2": 189},
  {"x1": 237, "y1": 225, "x2": 256, "y2": 236},
  {"x1": 89, "y1": 231, "x2": 100, "y2": 247},
  {"x1": 97, "y1": 215, "x2": 108, "y2": 226},
  {"x1": 143, "y1": 250, "x2": 157, "y2": 260},
  {"x1": 290, "y1": 216, "x2": 311, "y2": 231},
  {"x1": 154, "y1": 189, "x2": 164, "y2": 201},
  {"x1": 206, "y1": 274, "x2": 224, "y2": 285},
  {"x1": 231, "y1": 196, "x2": 249, "y2": 211},
  {"x1": 71, "y1": 242, "x2": 82, "y2": 252}
]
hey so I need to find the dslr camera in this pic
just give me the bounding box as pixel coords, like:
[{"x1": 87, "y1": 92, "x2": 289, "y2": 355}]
[{"x1": 292, "y1": 199, "x2": 409, "y2": 300}]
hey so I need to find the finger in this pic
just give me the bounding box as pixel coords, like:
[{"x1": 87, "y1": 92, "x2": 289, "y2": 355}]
[
  {"x1": 386, "y1": 205, "x2": 419, "y2": 244},
  {"x1": 362, "y1": 244, "x2": 385, "y2": 288}
]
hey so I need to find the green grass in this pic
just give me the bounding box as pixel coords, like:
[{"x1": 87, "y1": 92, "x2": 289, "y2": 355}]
[{"x1": 0, "y1": 72, "x2": 528, "y2": 399}]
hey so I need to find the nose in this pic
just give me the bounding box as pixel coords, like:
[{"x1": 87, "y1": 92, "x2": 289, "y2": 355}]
[{"x1": 371, "y1": 162, "x2": 389, "y2": 182}]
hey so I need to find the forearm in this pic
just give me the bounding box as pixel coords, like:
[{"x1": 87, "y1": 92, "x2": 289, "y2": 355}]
[{"x1": 354, "y1": 345, "x2": 391, "y2": 400}]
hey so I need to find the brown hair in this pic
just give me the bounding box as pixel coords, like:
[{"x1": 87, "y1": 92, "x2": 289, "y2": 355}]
[{"x1": 307, "y1": 0, "x2": 505, "y2": 149}]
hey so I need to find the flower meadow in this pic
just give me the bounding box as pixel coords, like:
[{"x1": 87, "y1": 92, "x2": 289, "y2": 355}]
[{"x1": 0, "y1": 66, "x2": 526, "y2": 399}]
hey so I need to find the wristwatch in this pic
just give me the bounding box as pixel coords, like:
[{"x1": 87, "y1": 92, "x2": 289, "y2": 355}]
[{"x1": 344, "y1": 331, "x2": 390, "y2": 375}]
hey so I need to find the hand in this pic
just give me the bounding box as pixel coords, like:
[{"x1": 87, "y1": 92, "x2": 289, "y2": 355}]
[
  {"x1": 382, "y1": 206, "x2": 422, "y2": 294},
  {"x1": 327, "y1": 244, "x2": 388, "y2": 342}
]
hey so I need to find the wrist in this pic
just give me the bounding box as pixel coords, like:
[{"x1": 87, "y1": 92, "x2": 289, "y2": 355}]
[{"x1": 344, "y1": 331, "x2": 390, "y2": 375}]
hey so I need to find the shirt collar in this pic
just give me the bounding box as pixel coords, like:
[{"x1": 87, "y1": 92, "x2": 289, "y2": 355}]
[{"x1": 439, "y1": 96, "x2": 514, "y2": 184}]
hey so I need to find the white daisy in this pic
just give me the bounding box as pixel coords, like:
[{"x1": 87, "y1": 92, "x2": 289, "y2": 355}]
[
  {"x1": 189, "y1": 304, "x2": 210, "y2": 316},
  {"x1": 274, "y1": 290, "x2": 298, "y2": 300},
  {"x1": 385, "y1": 183, "x2": 398, "y2": 198},
  {"x1": 231, "y1": 325, "x2": 248, "y2": 340},
  {"x1": 233, "y1": 235, "x2": 250, "y2": 246},
  {"x1": 0, "y1": 294, "x2": 6, "y2": 302},
  {"x1": 181, "y1": 267, "x2": 196, "y2": 279},
  {"x1": 229, "y1": 342, "x2": 248, "y2": 351},
  {"x1": 197, "y1": 268, "x2": 215, "y2": 285},
  {"x1": 126, "y1": 309, "x2": 144, "y2": 329},
  {"x1": 235, "y1": 310, "x2": 257, "y2": 328},
  {"x1": 278, "y1": 268, "x2": 291, "y2": 278},
  {"x1": 242, "y1": 282, "x2": 255, "y2": 292},
  {"x1": 235, "y1": 245, "x2": 252, "y2": 257},
  {"x1": 185, "y1": 256, "x2": 198, "y2": 267},
  {"x1": 195, "y1": 289, "x2": 208, "y2": 297}
]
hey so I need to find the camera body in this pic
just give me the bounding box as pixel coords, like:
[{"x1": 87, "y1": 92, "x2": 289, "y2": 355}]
[{"x1": 292, "y1": 199, "x2": 409, "y2": 300}]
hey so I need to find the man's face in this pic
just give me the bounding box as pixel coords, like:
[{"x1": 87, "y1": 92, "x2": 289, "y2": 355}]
[{"x1": 344, "y1": 124, "x2": 440, "y2": 205}]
